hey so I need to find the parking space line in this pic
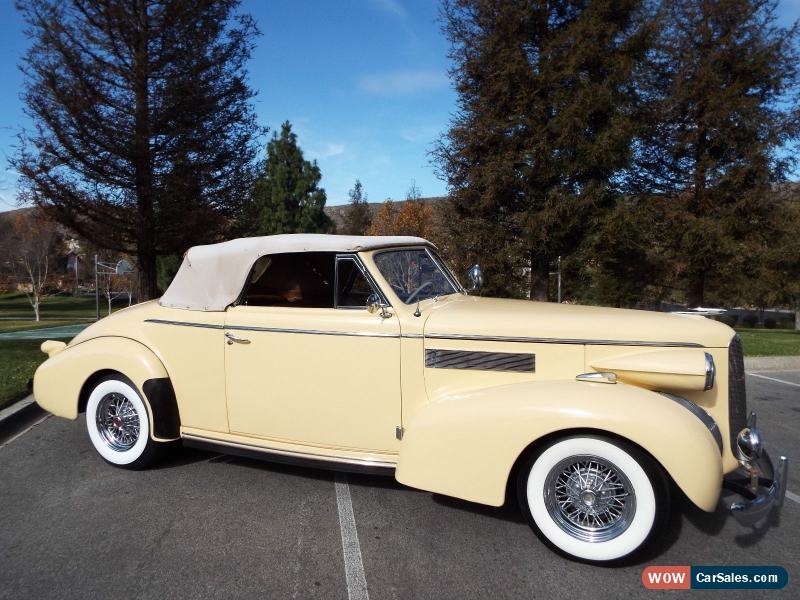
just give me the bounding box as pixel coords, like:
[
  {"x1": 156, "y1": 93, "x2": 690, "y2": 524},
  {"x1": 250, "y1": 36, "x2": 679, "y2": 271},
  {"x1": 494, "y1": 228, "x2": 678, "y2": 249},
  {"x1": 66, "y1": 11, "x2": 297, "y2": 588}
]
[
  {"x1": 786, "y1": 490, "x2": 800, "y2": 505},
  {"x1": 334, "y1": 473, "x2": 369, "y2": 600},
  {"x1": 747, "y1": 372, "x2": 800, "y2": 388}
]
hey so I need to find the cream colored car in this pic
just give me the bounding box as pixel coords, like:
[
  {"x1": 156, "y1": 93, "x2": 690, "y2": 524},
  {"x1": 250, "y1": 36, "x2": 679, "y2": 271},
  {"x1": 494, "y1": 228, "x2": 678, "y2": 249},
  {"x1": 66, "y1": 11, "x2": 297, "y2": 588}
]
[{"x1": 34, "y1": 234, "x2": 787, "y2": 562}]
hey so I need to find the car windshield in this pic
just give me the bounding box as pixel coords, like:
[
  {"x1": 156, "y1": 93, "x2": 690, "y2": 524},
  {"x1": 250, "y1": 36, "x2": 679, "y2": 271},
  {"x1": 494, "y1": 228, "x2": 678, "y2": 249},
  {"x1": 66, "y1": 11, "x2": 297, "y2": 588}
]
[{"x1": 373, "y1": 248, "x2": 460, "y2": 304}]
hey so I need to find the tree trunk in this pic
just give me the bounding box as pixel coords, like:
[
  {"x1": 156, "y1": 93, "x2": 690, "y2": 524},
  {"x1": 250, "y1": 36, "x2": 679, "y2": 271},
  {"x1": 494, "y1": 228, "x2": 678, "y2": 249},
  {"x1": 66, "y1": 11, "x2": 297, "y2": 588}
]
[
  {"x1": 34, "y1": 299, "x2": 40, "y2": 322},
  {"x1": 529, "y1": 250, "x2": 549, "y2": 301},
  {"x1": 686, "y1": 270, "x2": 705, "y2": 308},
  {"x1": 133, "y1": 0, "x2": 157, "y2": 301},
  {"x1": 795, "y1": 302, "x2": 799, "y2": 331}
]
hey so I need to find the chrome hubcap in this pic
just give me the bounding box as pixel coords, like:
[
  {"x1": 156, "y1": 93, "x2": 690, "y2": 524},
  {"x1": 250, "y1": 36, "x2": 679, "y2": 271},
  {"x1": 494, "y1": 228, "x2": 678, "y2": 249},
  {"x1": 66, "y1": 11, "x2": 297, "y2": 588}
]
[
  {"x1": 96, "y1": 393, "x2": 140, "y2": 451},
  {"x1": 543, "y1": 455, "x2": 636, "y2": 542}
]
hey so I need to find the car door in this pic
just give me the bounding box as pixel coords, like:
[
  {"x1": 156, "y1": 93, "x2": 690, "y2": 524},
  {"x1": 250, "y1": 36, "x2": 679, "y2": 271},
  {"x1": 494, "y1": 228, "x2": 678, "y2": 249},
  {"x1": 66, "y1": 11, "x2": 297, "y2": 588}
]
[{"x1": 223, "y1": 251, "x2": 401, "y2": 452}]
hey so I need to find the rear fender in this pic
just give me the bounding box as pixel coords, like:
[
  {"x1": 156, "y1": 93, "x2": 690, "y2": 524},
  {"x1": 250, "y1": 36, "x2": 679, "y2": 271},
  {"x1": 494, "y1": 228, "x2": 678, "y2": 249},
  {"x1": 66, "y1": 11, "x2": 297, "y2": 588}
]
[
  {"x1": 396, "y1": 380, "x2": 722, "y2": 511},
  {"x1": 33, "y1": 336, "x2": 179, "y2": 441}
]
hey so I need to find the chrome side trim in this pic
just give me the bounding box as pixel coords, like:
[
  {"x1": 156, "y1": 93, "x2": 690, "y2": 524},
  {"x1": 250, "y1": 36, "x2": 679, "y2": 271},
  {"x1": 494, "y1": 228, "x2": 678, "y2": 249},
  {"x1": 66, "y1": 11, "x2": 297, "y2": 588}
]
[
  {"x1": 425, "y1": 348, "x2": 535, "y2": 372},
  {"x1": 146, "y1": 318, "x2": 704, "y2": 347},
  {"x1": 146, "y1": 318, "x2": 399, "y2": 338},
  {"x1": 660, "y1": 392, "x2": 723, "y2": 453},
  {"x1": 144, "y1": 318, "x2": 224, "y2": 330},
  {"x1": 704, "y1": 352, "x2": 716, "y2": 391},
  {"x1": 182, "y1": 432, "x2": 397, "y2": 470},
  {"x1": 225, "y1": 325, "x2": 400, "y2": 338},
  {"x1": 423, "y1": 332, "x2": 704, "y2": 348}
]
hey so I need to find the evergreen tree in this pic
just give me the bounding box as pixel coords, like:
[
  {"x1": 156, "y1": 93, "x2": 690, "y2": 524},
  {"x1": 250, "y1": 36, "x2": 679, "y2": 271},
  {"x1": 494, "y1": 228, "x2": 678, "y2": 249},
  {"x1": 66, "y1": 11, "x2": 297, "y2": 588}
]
[
  {"x1": 342, "y1": 179, "x2": 371, "y2": 235},
  {"x1": 13, "y1": 0, "x2": 262, "y2": 299},
  {"x1": 435, "y1": 0, "x2": 654, "y2": 299},
  {"x1": 240, "y1": 122, "x2": 333, "y2": 236},
  {"x1": 633, "y1": 0, "x2": 800, "y2": 306}
]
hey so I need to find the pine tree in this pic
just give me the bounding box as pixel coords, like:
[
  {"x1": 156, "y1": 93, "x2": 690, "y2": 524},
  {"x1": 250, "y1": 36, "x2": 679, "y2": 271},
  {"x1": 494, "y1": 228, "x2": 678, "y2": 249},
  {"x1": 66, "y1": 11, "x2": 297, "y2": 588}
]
[
  {"x1": 342, "y1": 179, "x2": 371, "y2": 235},
  {"x1": 435, "y1": 0, "x2": 654, "y2": 299},
  {"x1": 240, "y1": 121, "x2": 333, "y2": 236},
  {"x1": 633, "y1": 0, "x2": 800, "y2": 307},
  {"x1": 13, "y1": 0, "x2": 262, "y2": 299}
]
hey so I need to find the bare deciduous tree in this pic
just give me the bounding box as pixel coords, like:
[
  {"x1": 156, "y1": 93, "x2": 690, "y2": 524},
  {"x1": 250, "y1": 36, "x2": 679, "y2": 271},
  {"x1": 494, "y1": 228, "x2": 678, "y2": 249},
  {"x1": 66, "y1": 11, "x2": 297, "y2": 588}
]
[{"x1": 7, "y1": 211, "x2": 60, "y2": 321}]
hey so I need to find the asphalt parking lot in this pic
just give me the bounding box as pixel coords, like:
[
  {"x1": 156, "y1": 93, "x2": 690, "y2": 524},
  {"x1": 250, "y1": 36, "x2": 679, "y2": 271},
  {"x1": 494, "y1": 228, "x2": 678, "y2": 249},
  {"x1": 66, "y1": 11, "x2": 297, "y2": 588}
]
[{"x1": 1, "y1": 372, "x2": 798, "y2": 599}]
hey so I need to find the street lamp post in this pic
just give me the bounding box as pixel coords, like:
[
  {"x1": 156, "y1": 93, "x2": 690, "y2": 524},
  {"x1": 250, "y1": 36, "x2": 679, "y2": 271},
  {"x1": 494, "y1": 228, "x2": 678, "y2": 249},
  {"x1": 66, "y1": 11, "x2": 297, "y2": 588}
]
[{"x1": 549, "y1": 255, "x2": 562, "y2": 303}]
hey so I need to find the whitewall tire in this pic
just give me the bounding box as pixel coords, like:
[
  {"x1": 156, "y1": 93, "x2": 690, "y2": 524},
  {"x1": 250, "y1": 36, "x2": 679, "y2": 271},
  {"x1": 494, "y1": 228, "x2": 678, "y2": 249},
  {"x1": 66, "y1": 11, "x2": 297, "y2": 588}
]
[
  {"x1": 518, "y1": 435, "x2": 669, "y2": 563},
  {"x1": 85, "y1": 375, "x2": 161, "y2": 470}
]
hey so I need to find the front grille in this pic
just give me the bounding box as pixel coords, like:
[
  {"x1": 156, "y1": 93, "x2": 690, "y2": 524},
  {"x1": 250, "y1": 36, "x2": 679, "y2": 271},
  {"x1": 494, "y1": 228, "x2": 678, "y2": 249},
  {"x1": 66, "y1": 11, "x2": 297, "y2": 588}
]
[{"x1": 728, "y1": 335, "x2": 747, "y2": 452}]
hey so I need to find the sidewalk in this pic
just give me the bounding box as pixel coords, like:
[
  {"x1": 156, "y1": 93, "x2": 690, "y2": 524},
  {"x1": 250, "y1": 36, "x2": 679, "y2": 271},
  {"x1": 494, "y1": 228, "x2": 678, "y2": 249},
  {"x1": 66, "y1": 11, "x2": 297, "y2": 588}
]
[{"x1": 744, "y1": 356, "x2": 800, "y2": 371}]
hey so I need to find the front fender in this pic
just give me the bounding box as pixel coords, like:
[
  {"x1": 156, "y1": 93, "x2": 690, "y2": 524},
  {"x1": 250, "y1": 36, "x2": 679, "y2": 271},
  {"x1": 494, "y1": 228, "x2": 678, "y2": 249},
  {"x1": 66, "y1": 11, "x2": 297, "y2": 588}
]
[
  {"x1": 33, "y1": 336, "x2": 177, "y2": 441},
  {"x1": 396, "y1": 380, "x2": 722, "y2": 511}
]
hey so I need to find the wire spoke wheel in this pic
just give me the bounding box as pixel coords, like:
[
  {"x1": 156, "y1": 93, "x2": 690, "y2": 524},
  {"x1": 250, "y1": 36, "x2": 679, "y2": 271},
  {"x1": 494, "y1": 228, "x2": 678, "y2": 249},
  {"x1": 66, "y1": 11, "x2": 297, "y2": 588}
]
[
  {"x1": 543, "y1": 454, "x2": 636, "y2": 543},
  {"x1": 95, "y1": 392, "x2": 141, "y2": 451}
]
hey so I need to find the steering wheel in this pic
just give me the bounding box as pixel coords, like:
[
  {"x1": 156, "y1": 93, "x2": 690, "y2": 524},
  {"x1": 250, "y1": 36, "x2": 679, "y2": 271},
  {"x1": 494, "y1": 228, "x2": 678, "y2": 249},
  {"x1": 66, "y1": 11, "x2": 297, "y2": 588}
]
[
  {"x1": 390, "y1": 282, "x2": 407, "y2": 298},
  {"x1": 406, "y1": 281, "x2": 433, "y2": 304}
]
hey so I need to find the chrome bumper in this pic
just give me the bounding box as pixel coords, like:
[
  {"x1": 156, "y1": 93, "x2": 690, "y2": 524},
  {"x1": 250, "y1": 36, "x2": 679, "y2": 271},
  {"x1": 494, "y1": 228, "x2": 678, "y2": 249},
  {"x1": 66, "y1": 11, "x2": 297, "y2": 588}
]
[
  {"x1": 723, "y1": 411, "x2": 789, "y2": 526},
  {"x1": 727, "y1": 451, "x2": 788, "y2": 526}
]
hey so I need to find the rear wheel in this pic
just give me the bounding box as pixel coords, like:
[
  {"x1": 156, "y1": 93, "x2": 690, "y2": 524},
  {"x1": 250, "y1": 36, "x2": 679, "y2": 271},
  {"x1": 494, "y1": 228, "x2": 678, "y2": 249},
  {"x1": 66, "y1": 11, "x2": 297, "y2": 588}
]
[
  {"x1": 85, "y1": 375, "x2": 162, "y2": 470},
  {"x1": 517, "y1": 435, "x2": 669, "y2": 563}
]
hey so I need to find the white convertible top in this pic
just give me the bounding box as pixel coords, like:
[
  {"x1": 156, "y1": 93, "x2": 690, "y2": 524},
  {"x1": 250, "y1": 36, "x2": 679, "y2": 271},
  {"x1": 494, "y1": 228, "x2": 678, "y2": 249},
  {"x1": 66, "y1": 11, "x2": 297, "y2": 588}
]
[{"x1": 159, "y1": 234, "x2": 432, "y2": 311}]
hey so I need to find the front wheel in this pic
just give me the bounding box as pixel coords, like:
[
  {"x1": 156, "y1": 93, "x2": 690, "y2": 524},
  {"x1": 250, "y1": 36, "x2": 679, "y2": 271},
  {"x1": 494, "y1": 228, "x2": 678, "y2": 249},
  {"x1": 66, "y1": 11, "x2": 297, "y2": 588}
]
[
  {"x1": 518, "y1": 435, "x2": 669, "y2": 563},
  {"x1": 85, "y1": 375, "x2": 163, "y2": 470}
]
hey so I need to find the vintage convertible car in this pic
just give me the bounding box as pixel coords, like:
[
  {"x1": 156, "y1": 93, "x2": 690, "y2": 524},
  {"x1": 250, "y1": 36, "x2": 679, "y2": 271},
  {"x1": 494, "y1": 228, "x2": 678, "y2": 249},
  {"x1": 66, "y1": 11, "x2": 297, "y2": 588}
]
[{"x1": 34, "y1": 234, "x2": 787, "y2": 562}]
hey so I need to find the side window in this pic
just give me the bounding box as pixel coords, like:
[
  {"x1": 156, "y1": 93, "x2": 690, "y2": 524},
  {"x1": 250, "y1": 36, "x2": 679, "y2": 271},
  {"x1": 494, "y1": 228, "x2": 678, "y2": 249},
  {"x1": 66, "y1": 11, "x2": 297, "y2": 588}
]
[
  {"x1": 336, "y1": 257, "x2": 377, "y2": 308},
  {"x1": 241, "y1": 252, "x2": 335, "y2": 308}
]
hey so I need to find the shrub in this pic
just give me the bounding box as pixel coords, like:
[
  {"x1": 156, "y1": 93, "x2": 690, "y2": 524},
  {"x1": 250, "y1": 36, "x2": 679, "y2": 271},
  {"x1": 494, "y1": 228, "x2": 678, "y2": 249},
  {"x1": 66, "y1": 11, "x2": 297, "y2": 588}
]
[
  {"x1": 741, "y1": 313, "x2": 759, "y2": 328},
  {"x1": 764, "y1": 318, "x2": 777, "y2": 329}
]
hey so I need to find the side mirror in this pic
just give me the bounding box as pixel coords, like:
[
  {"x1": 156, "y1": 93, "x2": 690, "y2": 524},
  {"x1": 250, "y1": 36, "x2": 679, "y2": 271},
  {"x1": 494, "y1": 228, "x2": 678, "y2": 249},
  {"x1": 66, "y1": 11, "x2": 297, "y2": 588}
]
[
  {"x1": 366, "y1": 293, "x2": 392, "y2": 318},
  {"x1": 465, "y1": 264, "x2": 484, "y2": 294}
]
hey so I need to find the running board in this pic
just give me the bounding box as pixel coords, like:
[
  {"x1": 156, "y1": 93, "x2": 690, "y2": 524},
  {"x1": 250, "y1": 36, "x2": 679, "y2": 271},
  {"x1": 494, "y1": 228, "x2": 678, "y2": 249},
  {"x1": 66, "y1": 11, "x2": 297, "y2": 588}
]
[{"x1": 182, "y1": 433, "x2": 397, "y2": 476}]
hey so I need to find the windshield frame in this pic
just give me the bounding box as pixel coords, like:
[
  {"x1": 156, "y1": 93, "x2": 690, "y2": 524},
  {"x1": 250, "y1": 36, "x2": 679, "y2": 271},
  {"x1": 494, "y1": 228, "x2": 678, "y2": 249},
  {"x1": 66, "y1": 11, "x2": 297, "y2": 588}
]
[{"x1": 370, "y1": 246, "x2": 464, "y2": 305}]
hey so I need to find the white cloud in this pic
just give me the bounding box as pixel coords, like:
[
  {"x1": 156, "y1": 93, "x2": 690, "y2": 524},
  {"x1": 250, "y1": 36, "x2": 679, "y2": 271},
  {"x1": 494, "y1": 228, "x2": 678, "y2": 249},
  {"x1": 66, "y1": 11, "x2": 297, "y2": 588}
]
[
  {"x1": 358, "y1": 69, "x2": 448, "y2": 96},
  {"x1": 367, "y1": 0, "x2": 407, "y2": 18},
  {"x1": 399, "y1": 124, "x2": 444, "y2": 143},
  {"x1": 313, "y1": 143, "x2": 345, "y2": 159}
]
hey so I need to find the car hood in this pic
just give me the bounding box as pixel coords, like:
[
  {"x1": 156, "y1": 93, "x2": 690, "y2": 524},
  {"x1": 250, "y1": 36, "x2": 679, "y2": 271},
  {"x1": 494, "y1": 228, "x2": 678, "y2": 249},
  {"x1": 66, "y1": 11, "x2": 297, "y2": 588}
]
[{"x1": 423, "y1": 295, "x2": 735, "y2": 348}]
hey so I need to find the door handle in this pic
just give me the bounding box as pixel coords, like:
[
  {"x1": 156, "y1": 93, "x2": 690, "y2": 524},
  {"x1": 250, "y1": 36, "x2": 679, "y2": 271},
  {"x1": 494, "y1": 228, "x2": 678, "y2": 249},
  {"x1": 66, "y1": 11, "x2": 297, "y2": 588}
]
[{"x1": 225, "y1": 331, "x2": 251, "y2": 345}]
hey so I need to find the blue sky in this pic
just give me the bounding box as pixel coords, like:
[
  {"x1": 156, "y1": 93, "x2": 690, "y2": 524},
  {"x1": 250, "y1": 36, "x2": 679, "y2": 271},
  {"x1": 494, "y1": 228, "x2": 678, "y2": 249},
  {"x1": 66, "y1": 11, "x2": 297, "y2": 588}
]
[{"x1": 1, "y1": 0, "x2": 799, "y2": 211}]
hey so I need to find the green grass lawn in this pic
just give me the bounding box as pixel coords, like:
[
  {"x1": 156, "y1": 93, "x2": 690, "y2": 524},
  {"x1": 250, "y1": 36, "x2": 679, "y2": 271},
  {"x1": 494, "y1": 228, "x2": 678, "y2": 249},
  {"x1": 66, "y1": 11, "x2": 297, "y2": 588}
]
[
  {"x1": 0, "y1": 291, "x2": 128, "y2": 320},
  {"x1": 736, "y1": 328, "x2": 800, "y2": 357},
  {"x1": 0, "y1": 319, "x2": 86, "y2": 333},
  {"x1": 0, "y1": 339, "x2": 45, "y2": 410}
]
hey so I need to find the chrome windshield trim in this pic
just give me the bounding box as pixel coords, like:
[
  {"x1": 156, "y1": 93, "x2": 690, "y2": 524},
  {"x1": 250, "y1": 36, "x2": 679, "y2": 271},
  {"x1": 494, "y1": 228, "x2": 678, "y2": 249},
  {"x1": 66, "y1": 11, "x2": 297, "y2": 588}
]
[
  {"x1": 181, "y1": 432, "x2": 397, "y2": 469},
  {"x1": 371, "y1": 246, "x2": 464, "y2": 302},
  {"x1": 144, "y1": 318, "x2": 224, "y2": 330},
  {"x1": 335, "y1": 253, "x2": 390, "y2": 309},
  {"x1": 422, "y1": 332, "x2": 704, "y2": 348}
]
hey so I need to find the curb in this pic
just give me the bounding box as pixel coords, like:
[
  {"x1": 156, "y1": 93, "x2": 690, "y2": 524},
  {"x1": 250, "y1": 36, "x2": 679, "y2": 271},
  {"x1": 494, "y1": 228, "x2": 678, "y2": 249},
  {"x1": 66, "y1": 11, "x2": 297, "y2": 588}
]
[
  {"x1": 744, "y1": 356, "x2": 800, "y2": 372},
  {"x1": 0, "y1": 395, "x2": 46, "y2": 445}
]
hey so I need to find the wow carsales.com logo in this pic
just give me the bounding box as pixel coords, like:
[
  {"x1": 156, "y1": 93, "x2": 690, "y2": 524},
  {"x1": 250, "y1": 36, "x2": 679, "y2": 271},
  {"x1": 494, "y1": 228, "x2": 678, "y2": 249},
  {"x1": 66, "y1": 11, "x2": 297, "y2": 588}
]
[{"x1": 642, "y1": 566, "x2": 788, "y2": 590}]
